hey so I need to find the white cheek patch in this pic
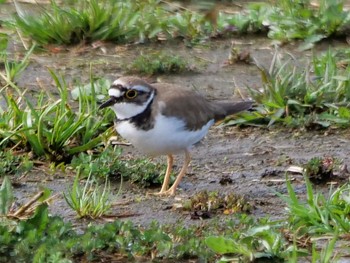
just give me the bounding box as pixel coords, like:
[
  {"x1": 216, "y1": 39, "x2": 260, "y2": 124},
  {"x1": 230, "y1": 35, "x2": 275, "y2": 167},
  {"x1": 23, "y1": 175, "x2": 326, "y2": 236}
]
[
  {"x1": 109, "y1": 88, "x2": 122, "y2": 98},
  {"x1": 111, "y1": 90, "x2": 155, "y2": 120}
]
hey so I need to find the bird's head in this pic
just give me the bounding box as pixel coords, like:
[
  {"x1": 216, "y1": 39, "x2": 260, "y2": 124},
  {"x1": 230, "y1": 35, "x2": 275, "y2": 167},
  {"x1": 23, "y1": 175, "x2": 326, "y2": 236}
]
[{"x1": 99, "y1": 77, "x2": 156, "y2": 120}]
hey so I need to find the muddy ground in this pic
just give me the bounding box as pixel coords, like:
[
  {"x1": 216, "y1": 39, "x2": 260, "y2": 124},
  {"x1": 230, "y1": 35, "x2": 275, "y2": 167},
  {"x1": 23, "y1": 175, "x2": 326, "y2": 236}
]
[
  {"x1": 1, "y1": 1, "x2": 350, "y2": 229},
  {"x1": 8, "y1": 34, "x2": 350, "y2": 230}
]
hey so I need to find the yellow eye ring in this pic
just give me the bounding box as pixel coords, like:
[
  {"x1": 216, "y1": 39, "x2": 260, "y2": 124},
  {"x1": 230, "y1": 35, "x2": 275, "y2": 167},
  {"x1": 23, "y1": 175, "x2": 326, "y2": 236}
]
[{"x1": 125, "y1": 89, "x2": 138, "y2": 99}]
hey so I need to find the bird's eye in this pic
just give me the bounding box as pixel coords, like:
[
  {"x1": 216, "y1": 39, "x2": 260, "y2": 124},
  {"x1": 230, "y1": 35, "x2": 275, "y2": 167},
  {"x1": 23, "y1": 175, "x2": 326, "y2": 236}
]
[{"x1": 125, "y1": 89, "x2": 138, "y2": 99}]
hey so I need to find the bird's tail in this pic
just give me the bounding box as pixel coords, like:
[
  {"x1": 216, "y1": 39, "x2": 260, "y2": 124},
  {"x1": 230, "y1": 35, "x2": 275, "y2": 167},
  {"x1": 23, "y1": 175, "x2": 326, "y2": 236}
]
[{"x1": 214, "y1": 100, "x2": 254, "y2": 121}]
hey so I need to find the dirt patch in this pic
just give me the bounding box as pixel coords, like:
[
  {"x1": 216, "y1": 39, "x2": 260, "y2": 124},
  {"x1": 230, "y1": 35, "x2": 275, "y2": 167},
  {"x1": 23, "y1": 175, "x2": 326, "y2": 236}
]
[
  {"x1": 12, "y1": 124, "x2": 350, "y2": 227},
  {"x1": 4, "y1": 27, "x2": 350, "y2": 227},
  {"x1": 102, "y1": 127, "x2": 349, "y2": 225}
]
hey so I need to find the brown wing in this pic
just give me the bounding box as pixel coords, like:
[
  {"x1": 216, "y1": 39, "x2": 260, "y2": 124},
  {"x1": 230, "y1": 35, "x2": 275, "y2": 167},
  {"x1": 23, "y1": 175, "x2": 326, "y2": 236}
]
[{"x1": 153, "y1": 83, "x2": 252, "y2": 131}]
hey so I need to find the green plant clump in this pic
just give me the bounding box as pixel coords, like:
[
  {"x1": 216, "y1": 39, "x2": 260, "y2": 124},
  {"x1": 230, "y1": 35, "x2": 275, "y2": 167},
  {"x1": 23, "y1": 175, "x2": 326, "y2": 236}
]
[
  {"x1": 0, "y1": 72, "x2": 114, "y2": 162},
  {"x1": 64, "y1": 169, "x2": 112, "y2": 219},
  {"x1": 0, "y1": 34, "x2": 34, "y2": 84},
  {"x1": 280, "y1": 177, "x2": 350, "y2": 235},
  {"x1": 11, "y1": 0, "x2": 350, "y2": 47},
  {"x1": 0, "y1": 204, "x2": 213, "y2": 262},
  {"x1": 70, "y1": 146, "x2": 173, "y2": 187},
  {"x1": 0, "y1": 151, "x2": 33, "y2": 176},
  {"x1": 13, "y1": 0, "x2": 209, "y2": 45},
  {"x1": 227, "y1": 49, "x2": 350, "y2": 128},
  {"x1": 2, "y1": 176, "x2": 350, "y2": 261},
  {"x1": 127, "y1": 52, "x2": 189, "y2": 75},
  {"x1": 265, "y1": 0, "x2": 350, "y2": 46},
  {"x1": 304, "y1": 156, "x2": 336, "y2": 183},
  {"x1": 205, "y1": 178, "x2": 350, "y2": 262}
]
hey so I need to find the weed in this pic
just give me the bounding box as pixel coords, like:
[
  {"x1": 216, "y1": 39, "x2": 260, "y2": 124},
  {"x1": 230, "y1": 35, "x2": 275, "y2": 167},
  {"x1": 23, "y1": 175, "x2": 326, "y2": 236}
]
[
  {"x1": 127, "y1": 51, "x2": 189, "y2": 75},
  {"x1": 1, "y1": 45, "x2": 35, "y2": 84},
  {"x1": 0, "y1": 204, "x2": 75, "y2": 262},
  {"x1": 0, "y1": 204, "x2": 210, "y2": 262},
  {"x1": 12, "y1": 0, "x2": 207, "y2": 45},
  {"x1": 304, "y1": 156, "x2": 336, "y2": 183},
  {"x1": 0, "y1": 33, "x2": 34, "y2": 85},
  {"x1": 222, "y1": 2, "x2": 270, "y2": 34},
  {"x1": 313, "y1": 234, "x2": 340, "y2": 263},
  {"x1": 0, "y1": 151, "x2": 33, "y2": 176},
  {"x1": 280, "y1": 177, "x2": 350, "y2": 235},
  {"x1": 205, "y1": 221, "x2": 292, "y2": 262},
  {"x1": 11, "y1": 0, "x2": 350, "y2": 47},
  {"x1": 0, "y1": 33, "x2": 8, "y2": 52},
  {"x1": 126, "y1": 158, "x2": 172, "y2": 187},
  {"x1": 2, "y1": 198, "x2": 348, "y2": 262},
  {"x1": 70, "y1": 77, "x2": 110, "y2": 101},
  {"x1": 183, "y1": 190, "x2": 251, "y2": 218},
  {"x1": 204, "y1": 177, "x2": 350, "y2": 262},
  {"x1": 0, "y1": 71, "x2": 114, "y2": 161},
  {"x1": 226, "y1": 49, "x2": 350, "y2": 128},
  {"x1": 70, "y1": 147, "x2": 124, "y2": 178},
  {"x1": 265, "y1": 0, "x2": 350, "y2": 48},
  {"x1": 0, "y1": 176, "x2": 14, "y2": 215},
  {"x1": 70, "y1": 146, "x2": 172, "y2": 188},
  {"x1": 223, "y1": 0, "x2": 350, "y2": 48},
  {"x1": 64, "y1": 168, "x2": 112, "y2": 219}
]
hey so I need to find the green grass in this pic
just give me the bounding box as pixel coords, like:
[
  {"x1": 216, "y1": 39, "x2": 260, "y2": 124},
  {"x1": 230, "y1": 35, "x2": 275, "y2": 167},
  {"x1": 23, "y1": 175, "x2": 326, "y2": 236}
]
[
  {"x1": 1, "y1": 1, "x2": 350, "y2": 261},
  {"x1": 2, "y1": 174, "x2": 350, "y2": 262},
  {"x1": 12, "y1": 0, "x2": 208, "y2": 45},
  {"x1": 9, "y1": 0, "x2": 350, "y2": 47},
  {"x1": 0, "y1": 204, "x2": 212, "y2": 262},
  {"x1": 226, "y1": 48, "x2": 350, "y2": 128},
  {"x1": 0, "y1": 71, "x2": 114, "y2": 162},
  {"x1": 206, "y1": 225, "x2": 294, "y2": 262},
  {"x1": 64, "y1": 168, "x2": 113, "y2": 219},
  {"x1": 0, "y1": 33, "x2": 33, "y2": 84},
  {"x1": 0, "y1": 151, "x2": 33, "y2": 177},
  {"x1": 202, "y1": 177, "x2": 350, "y2": 262},
  {"x1": 70, "y1": 146, "x2": 174, "y2": 187},
  {"x1": 281, "y1": 177, "x2": 350, "y2": 234},
  {"x1": 127, "y1": 51, "x2": 190, "y2": 75},
  {"x1": 265, "y1": 0, "x2": 350, "y2": 48},
  {"x1": 182, "y1": 190, "x2": 252, "y2": 215},
  {"x1": 0, "y1": 176, "x2": 14, "y2": 215}
]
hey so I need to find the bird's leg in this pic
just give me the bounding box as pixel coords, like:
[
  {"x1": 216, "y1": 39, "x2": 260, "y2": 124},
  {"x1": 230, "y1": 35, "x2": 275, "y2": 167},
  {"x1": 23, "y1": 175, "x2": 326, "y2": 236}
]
[
  {"x1": 162, "y1": 150, "x2": 191, "y2": 196},
  {"x1": 159, "y1": 154, "x2": 174, "y2": 193},
  {"x1": 149, "y1": 154, "x2": 174, "y2": 196}
]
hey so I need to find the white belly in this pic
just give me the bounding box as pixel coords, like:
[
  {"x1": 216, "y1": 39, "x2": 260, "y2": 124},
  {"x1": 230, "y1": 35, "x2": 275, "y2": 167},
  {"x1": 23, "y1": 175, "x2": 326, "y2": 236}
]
[{"x1": 115, "y1": 114, "x2": 214, "y2": 156}]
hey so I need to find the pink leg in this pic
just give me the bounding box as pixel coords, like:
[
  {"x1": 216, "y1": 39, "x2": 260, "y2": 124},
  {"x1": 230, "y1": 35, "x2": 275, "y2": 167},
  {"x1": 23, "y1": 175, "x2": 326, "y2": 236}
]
[
  {"x1": 158, "y1": 155, "x2": 173, "y2": 193},
  {"x1": 161, "y1": 150, "x2": 191, "y2": 196}
]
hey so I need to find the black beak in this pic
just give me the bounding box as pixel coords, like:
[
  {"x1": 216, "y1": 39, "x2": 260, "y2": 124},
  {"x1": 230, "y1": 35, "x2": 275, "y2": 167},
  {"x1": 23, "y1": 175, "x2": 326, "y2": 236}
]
[{"x1": 99, "y1": 97, "x2": 116, "y2": 110}]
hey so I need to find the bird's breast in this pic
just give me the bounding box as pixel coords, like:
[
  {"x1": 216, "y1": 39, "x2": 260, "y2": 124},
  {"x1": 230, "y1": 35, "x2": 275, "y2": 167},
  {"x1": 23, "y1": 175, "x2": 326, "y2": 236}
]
[{"x1": 114, "y1": 114, "x2": 214, "y2": 156}]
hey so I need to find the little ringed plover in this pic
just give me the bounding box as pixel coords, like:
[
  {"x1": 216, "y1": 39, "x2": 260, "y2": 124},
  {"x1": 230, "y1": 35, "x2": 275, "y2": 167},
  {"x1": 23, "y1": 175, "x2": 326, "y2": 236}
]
[{"x1": 99, "y1": 76, "x2": 253, "y2": 196}]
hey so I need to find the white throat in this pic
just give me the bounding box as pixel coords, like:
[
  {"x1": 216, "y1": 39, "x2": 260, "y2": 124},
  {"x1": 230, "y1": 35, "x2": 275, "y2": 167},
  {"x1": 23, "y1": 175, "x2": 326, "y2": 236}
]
[{"x1": 111, "y1": 90, "x2": 155, "y2": 120}]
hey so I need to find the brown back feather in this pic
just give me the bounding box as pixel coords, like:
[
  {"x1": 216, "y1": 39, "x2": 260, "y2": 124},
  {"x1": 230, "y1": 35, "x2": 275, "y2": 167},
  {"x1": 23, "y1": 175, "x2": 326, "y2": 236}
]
[{"x1": 153, "y1": 83, "x2": 252, "y2": 130}]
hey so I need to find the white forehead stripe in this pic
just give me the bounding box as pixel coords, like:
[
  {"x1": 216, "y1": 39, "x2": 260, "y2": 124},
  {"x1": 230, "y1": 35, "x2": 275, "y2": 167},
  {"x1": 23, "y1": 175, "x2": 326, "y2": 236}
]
[
  {"x1": 112, "y1": 79, "x2": 126, "y2": 86},
  {"x1": 109, "y1": 88, "x2": 122, "y2": 97}
]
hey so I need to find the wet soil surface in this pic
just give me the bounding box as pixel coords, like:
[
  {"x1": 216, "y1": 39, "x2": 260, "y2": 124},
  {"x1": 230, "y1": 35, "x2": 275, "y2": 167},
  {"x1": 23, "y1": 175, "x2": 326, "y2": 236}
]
[
  {"x1": 15, "y1": 127, "x2": 350, "y2": 228},
  {"x1": 7, "y1": 33, "x2": 350, "y2": 228}
]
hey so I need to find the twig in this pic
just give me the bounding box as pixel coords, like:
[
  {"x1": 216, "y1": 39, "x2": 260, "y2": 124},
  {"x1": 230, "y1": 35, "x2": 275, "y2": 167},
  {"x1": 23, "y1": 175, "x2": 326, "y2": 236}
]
[{"x1": 12, "y1": 191, "x2": 44, "y2": 217}]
